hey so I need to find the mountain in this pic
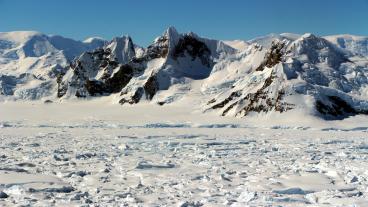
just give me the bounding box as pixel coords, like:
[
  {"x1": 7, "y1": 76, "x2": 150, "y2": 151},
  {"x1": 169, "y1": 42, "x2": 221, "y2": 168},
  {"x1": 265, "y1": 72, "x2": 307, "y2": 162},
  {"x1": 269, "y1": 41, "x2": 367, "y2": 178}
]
[
  {"x1": 57, "y1": 35, "x2": 137, "y2": 98},
  {"x1": 1, "y1": 28, "x2": 368, "y2": 120},
  {"x1": 0, "y1": 31, "x2": 106, "y2": 100},
  {"x1": 206, "y1": 33, "x2": 368, "y2": 119},
  {"x1": 58, "y1": 27, "x2": 236, "y2": 105}
]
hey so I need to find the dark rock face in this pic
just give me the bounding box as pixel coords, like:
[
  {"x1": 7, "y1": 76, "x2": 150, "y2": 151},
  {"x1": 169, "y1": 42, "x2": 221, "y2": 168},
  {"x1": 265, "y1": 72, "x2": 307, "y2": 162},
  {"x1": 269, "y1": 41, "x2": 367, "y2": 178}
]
[
  {"x1": 132, "y1": 36, "x2": 169, "y2": 63},
  {"x1": 315, "y1": 95, "x2": 366, "y2": 119},
  {"x1": 0, "y1": 74, "x2": 20, "y2": 95},
  {"x1": 211, "y1": 91, "x2": 242, "y2": 110},
  {"x1": 216, "y1": 73, "x2": 293, "y2": 117},
  {"x1": 119, "y1": 74, "x2": 159, "y2": 105},
  {"x1": 234, "y1": 75, "x2": 292, "y2": 117},
  {"x1": 58, "y1": 37, "x2": 137, "y2": 98},
  {"x1": 59, "y1": 48, "x2": 116, "y2": 97},
  {"x1": 84, "y1": 65, "x2": 134, "y2": 96},
  {"x1": 104, "y1": 65, "x2": 134, "y2": 93},
  {"x1": 143, "y1": 75, "x2": 159, "y2": 100},
  {"x1": 119, "y1": 87, "x2": 144, "y2": 104},
  {"x1": 147, "y1": 36, "x2": 169, "y2": 58},
  {"x1": 209, "y1": 41, "x2": 293, "y2": 117},
  {"x1": 56, "y1": 73, "x2": 67, "y2": 98},
  {"x1": 84, "y1": 79, "x2": 105, "y2": 96},
  {"x1": 173, "y1": 35, "x2": 212, "y2": 67},
  {"x1": 256, "y1": 41, "x2": 285, "y2": 71}
]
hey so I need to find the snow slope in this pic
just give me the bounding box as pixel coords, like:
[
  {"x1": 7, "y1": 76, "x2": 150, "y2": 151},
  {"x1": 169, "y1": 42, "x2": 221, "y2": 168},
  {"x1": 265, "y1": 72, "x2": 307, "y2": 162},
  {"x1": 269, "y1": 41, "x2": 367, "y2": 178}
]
[
  {"x1": 324, "y1": 34, "x2": 368, "y2": 56},
  {"x1": 223, "y1": 40, "x2": 249, "y2": 51}
]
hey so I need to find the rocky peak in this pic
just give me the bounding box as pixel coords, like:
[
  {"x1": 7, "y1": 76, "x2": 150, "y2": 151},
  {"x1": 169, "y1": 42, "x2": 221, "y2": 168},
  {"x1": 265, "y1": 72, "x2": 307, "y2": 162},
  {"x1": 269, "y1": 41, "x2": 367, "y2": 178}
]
[
  {"x1": 163, "y1": 26, "x2": 180, "y2": 48},
  {"x1": 132, "y1": 28, "x2": 179, "y2": 63},
  {"x1": 57, "y1": 36, "x2": 137, "y2": 98},
  {"x1": 106, "y1": 35, "x2": 135, "y2": 64}
]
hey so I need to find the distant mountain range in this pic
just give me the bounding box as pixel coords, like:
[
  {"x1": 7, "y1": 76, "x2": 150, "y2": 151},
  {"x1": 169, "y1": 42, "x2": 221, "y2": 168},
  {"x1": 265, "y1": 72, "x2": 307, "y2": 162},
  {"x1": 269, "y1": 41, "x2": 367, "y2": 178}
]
[{"x1": 1, "y1": 27, "x2": 368, "y2": 119}]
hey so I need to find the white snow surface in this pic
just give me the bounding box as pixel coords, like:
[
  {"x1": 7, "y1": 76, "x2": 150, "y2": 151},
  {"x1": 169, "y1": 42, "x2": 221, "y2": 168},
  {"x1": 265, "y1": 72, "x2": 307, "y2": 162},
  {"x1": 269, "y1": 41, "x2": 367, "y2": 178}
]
[
  {"x1": 223, "y1": 40, "x2": 249, "y2": 51},
  {"x1": 0, "y1": 100, "x2": 368, "y2": 206}
]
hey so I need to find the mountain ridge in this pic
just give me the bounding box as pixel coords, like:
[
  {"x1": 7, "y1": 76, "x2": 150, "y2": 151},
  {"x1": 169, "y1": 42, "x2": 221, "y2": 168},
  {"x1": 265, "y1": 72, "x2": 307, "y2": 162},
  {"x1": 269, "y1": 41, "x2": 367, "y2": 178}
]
[{"x1": 1, "y1": 28, "x2": 368, "y2": 120}]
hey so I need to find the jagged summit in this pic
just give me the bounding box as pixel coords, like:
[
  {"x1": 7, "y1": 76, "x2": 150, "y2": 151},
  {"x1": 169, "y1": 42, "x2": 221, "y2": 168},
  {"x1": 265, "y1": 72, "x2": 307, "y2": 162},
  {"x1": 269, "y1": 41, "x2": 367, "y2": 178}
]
[
  {"x1": 164, "y1": 26, "x2": 180, "y2": 44},
  {"x1": 56, "y1": 27, "x2": 236, "y2": 106},
  {"x1": 1, "y1": 30, "x2": 368, "y2": 120},
  {"x1": 106, "y1": 35, "x2": 135, "y2": 64}
]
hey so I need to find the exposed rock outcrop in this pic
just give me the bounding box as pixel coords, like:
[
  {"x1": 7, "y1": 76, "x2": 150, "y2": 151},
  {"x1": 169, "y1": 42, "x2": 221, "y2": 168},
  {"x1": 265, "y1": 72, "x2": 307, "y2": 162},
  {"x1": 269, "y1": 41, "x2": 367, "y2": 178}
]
[
  {"x1": 58, "y1": 36, "x2": 137, "y2": 98},
  {"x1": 173, "y1": 34, "x2": 212, "y2": 67},
  {"x1": 255, "y1": 41, "x2": 286, "y2": 71}
]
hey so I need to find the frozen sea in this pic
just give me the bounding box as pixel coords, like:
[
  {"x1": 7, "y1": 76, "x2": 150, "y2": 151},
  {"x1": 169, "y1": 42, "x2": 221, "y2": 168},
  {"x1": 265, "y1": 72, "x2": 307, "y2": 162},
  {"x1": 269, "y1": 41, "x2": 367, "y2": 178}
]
[{"x1": 0, "y1": 100, "x2": 368, "y2": 206}]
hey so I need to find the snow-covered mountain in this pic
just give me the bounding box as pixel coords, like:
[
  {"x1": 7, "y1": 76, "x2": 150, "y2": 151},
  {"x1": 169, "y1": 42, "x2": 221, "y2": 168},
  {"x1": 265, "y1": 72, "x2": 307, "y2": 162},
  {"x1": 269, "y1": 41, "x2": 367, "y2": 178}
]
[
  {"x1": 1, "y1": 28, "x2": 368, "y2": 119},
  {"x1": 0, "y1": 31, "x2": 106, "y2": 99},
  {"x1": 58, "y1": 27, "x2": 236, "y2": 105},
  {"x1": 206, "y1": 33, "x2": 368, "y2": 119}
]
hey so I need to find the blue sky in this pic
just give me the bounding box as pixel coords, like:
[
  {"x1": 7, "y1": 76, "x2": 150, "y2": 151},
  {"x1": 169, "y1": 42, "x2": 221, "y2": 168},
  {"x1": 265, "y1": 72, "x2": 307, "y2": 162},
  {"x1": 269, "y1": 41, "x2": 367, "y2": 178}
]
[{"x1": 1, "y1": 0, "x2": 367, "y2": 46}]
